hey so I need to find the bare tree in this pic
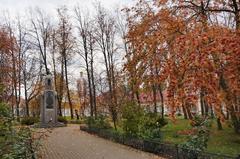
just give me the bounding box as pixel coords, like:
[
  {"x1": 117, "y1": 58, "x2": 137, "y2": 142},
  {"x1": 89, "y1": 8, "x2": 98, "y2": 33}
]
[
  {"x1": 16, "y1": 16, "x2": 39, "y2": 116},
  {"x1": 95, "y1": 4, "x2": 118, "y2": 129},
  {"x1": 56, "y1": 6, "x2": 75, "y2": 119},
  {"x1": 29, "y1": 8, "x2": 52, "y2": 74},
  {"x1": 74, "y1": 6, "x2": 97, "y2": 117},
  {"x1": 50, "y1": 29, "x2": 64, "y2": 116},
  {"x1": 89, "y1": 31, "x2": 97, "y2": 117}
]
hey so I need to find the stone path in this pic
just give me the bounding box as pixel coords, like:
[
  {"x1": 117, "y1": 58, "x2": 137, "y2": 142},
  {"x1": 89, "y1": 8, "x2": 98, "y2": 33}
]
[{"x1": 39, "y1": 124, "x2": 164, "y2": 159}]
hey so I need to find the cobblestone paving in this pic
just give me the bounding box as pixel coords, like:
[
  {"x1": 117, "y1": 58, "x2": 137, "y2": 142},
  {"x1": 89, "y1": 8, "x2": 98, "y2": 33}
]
[{"x1": 39, "y1": 124, "x2": 164, "y2": 159}]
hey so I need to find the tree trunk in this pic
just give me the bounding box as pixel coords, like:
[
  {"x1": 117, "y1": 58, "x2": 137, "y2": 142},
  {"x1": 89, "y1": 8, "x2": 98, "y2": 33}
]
[
  {"x1": 158, "y1": 85, "x2": 164, "y2": 118},
  {"x1": 226, "y1": 110, "x2": 230, "y2": 120},
  {"x1": 64, "y1": 56, "x2": 74, "y2": 119},
  {"x1": 92, "y1": 73, "x2": 97, "y2": 118},
  {"x1": 52, "y1": 44, "x2": 62, "y2": 116},
  {"x1": 11, "y1": 49, "x2": 19, "y2": 120},
  {"x1": 220, "y1": 74, "x2": 240, "y2": 133},
  {"x1": 57, "y1": 60, "x2": 64, "y2": 116},
  {"x1": 102, "y1": 47, "x2": 117, "y2": 129},
  {"x1": 217, "y1": 118, "x2": 223, "y2": 130},
  {"x1": 110, "y1": 53, "x2": 118, "y2": 128},
  {"x1": 232, "y1": 0, "x2": 240, "y2": 30},
  {"x1": 90, "y1": 61, "x2": 97, "y2": 118},
  {"x1": 210, "y1": 105, "x2": 214, "y2": 118},
  {"x1": 152, "y1": 85, "x2": 157, "y2": 113},
  {"x1": 83, "y1": 36, "x2": 93, "y2": 117},
  {"x1": 86, "y1": 64, "x2": 94, "y2": 117},
  {"x1": 204, "y1": 100, "x2": 209, "y2": 117},
  {"x1": 23, "y1": 69, "x2": 29, "y2": 116},
  {"x1": 89, "y1": 35, "x2": 97, "y2": 118},
  {"x1": 200, "y1": 91, "x2": 205, "y2": 116},
  {"x1": 130, "y1": 84, "x2": 135, "y2": 100},
  {"x1": 186, "y1": 104, "x2": 193, "y2": 120},
  {"x1": 135, "y1": 90, "x2": 141, "y2": 106},
  {"x1": 182, "y1": 103, "x2": 188, "y2": 119},
  {"x1": 11, "y1": 86, "x2": 15, "y2": 118},
  {"x1": 230, "y1": 105, "x2": 240, "y2": 133},
  {"x1": 17, "y1": 49, "x2": 21, "y2": 117}
]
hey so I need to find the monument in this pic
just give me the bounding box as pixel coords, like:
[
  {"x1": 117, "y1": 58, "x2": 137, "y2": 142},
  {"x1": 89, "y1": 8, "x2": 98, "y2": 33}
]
[{"x1": 40, "y1": 71, "x2": 64, "y2": 127}]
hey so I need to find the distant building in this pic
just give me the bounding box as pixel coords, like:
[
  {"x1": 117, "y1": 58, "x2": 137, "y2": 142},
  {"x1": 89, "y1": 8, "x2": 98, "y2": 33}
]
[
  {"x1": 59, "y1": 90, "x2": 83, "y2": 117},
  {"x1": 77, "y1": 72, "x2": 87, "y2": 100}
]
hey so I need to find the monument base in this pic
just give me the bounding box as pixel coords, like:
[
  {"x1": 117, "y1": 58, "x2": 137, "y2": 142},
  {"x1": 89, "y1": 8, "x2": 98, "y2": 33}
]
[{"x1": 34, "y1": 122, "x2": 66, "y2": 128}]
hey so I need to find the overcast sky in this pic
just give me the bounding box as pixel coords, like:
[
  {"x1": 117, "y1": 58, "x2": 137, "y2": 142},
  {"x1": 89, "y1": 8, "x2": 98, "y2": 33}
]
[
  {"x1": 0, "y1": 0, "x2": 133, "y2": 90},
  {"x1": 0, "y1": 0, "x2": 132, "y2": 16}
]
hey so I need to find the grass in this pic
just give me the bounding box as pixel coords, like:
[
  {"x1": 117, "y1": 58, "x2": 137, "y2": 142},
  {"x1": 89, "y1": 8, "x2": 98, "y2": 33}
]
[
  {"x1": 0, "y1": 136, "x2": 3, "y2": 144},
  {"x1": 75, "y1": 115, "x2": 240, "y2": 156},
  {"x1": 61, "y1": 116, "x2": 84, "y2": 124},
  {"x1": 161, "y1": 117, "x2": 240, "y2": 157},
  {"x1": 63, "y1": 116, "x2": 73, "y2": 120},
  {"x1": 207, "y1": 122, "x2": 240, "y2": 156},
  {"x1": 161, "y1": 118, "x2": 191, "y2": 144}
]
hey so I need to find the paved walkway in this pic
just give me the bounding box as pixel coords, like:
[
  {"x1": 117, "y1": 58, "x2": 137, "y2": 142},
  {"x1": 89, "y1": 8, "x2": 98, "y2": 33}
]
[{"x1": 39, "y1": 124, "x2": 164, "y2": 159}]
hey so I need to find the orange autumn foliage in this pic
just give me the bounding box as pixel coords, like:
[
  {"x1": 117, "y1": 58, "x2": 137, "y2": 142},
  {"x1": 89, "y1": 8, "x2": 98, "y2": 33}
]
[
  {"x1": 0, "y1": 28, "x2": 18, "y2": 101},
  {"x1": 124, "y1": 0, "x2": 240, "y2": 132}
]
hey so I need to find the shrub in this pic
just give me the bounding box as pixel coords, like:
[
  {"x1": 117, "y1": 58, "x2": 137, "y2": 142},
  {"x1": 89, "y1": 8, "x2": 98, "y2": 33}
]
[
  {"x1": 4, "y1": 127, "x2": 37, "y2": 159},
  {"x1": 0, "y1": 103, "x2": 39, "y2": 159},
  {"x1": 121, "y1": 101, "x2": 167, "y2": 140},
  {"x1": 177, "y1": 112, "x2": 182, "y2": 116},
  {"x1": 179, "y1": 116, "x2": 211, "y2": 159},
  {"x1": 85, "y1": 116, "x2": 94, "y2": 127},
  {"x1": 21, "y1": 117, "x2": 39, "y2": 125},
  {"x1": 177, "y1": 129, "x2": 197, "y2": 135},
  {"x1": 139, "y1": 113, "x2": 167, "y2": 140},
  {"x1": 85, "y1": 115, "x2": 111, "y2": 129},
  {"x1": 68, "y1": 120, "x2": 83, "y2": 124},
  {"x1": 0, "y1": 103, "x2": 11, "y2": 119},
  {"x1": 58, "y1": 116, "x2": 68, "y2": 124},
  {"x1": 190, "y1": 115, "x2": 206, "y2": 127},
  {"x1": 95, "y1": 115, "x2": 111, "y2": 129},
  {"x1": 172, "y1": 132, "x2": 179, "y2": 138},
  {"x1": 121, "y1": 101, "x2": 144, "y2": 137},
  {"x1": 0, "y1": 103, "x2": 12, "y2": 136}
]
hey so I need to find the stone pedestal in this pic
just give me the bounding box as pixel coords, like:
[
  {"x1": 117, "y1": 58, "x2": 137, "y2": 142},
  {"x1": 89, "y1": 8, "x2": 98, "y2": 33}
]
[{"x1": 39, "y1": 74, "x2": 65, "y2": 128}]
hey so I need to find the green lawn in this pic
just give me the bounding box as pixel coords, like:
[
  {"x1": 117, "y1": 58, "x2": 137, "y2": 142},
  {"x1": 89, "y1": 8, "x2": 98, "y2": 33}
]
[
  {"x1": 63, "y1": 116, "x2": 73, "y2": 120},
  {"x1": 161, "y1": 118, "x2": 240, "y2": 157},
  {"x1": 62, "y1": 116, "x2": 84, "y2": 124},
  {"x1": 0, "y1": 136, "x2": 3, "y2": 144},
  {"x1": 70, "y1": 115, "x2": 240, "y2": 156}
]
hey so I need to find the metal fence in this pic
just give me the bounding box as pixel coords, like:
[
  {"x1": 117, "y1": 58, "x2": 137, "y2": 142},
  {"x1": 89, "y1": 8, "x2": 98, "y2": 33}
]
[{"x1": 80, "y1": 125, "x2": 239, "y2": 159}]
